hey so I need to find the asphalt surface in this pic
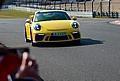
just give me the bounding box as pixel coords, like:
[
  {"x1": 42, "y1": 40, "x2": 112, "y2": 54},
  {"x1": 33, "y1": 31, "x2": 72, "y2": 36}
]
[{"x1": 0, "y1": 18, "x2": 120, "y2": 81}]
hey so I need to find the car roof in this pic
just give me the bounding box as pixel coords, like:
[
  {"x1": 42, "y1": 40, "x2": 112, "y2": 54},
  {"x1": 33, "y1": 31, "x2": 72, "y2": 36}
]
[{"x1": 35, "y1": 10, "x2": 66, "y2": 14}]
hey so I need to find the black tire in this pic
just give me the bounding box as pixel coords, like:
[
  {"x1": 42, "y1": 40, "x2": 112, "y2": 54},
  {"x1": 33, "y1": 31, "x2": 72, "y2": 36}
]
[
  {"x1": 73, "y1": 39, "x2": 81, "y2": 46},
  {"x1": 74, "y1": 32, "x2": 81, "y2": 45},
  {"x1": 32, "y1": 42, "x2": 37, "y2": 46},
  {"x1": 30, "y1": 27, "x2": 37, "y2": 46},
  {"x1": 24, "y1": 27, "x2": 31, "y2": 43}
]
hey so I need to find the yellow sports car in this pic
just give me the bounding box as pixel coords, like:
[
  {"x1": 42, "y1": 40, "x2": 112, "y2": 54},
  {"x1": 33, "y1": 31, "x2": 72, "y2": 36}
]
[{"x1": 24, "y1": 10, "x2": 81, "y2": 46}]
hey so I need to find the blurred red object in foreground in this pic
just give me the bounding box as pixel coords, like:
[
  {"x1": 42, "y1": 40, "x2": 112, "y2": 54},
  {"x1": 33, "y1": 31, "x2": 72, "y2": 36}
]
[{"x1": 0, "y1": 43, "x2": 44, "y2": 81}]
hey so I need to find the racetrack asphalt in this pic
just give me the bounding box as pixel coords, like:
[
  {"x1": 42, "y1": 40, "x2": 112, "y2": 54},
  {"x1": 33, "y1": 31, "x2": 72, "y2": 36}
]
[{"x1": 0, "y1": 18, "x2": 120, "y2": 81}]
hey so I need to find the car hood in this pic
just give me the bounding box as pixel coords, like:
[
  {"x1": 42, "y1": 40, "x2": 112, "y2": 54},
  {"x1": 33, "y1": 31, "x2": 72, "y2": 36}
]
[{"x1": 33, "y1": 20, "x2": 76, "y2": 31}]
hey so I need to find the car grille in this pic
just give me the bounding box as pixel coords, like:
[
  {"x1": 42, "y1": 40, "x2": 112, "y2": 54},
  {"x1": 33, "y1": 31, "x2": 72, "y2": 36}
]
[
  {"x1": 35, "y1": 32, "x2": 80, "y2": 42},
  {"x1": 35, "y1": 34, "x2": 45, "y2": 41},
  {"x1": 49, "y1": 36, "x2": 68, "y2": 41}
]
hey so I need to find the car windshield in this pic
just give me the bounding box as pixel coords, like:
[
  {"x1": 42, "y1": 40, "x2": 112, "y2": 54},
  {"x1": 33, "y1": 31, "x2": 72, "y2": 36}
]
[{"x1": 34, "y1": 11, "x2": 71, "y2": 22}]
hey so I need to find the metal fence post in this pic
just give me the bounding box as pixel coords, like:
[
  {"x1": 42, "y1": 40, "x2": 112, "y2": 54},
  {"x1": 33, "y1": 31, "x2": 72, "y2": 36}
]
[
  {"x1": 0, "y1": 0, "x2": 3, "y2": 9},
  {"x1": 28, "y1": 0, "x2": 30, "y2": 7},
  {"x1": 71, "y1": 2, "x2": 73, "y2": 11},
  {"x1": 41, "y1": 1, "x2": 42, "y2": 9},
  {"x1": 100, "y1": 0, "x2": 103, "y2": 17},
  {"x1": 65, "y1": 2, "x2": 67, "y2": 10},
  {"x1": 92, "y1": 0, "x2": 94, "y2": 14},
  {"x1": 59, "y1": 1, "x2": 61, "y2": 10},
  {"x1": 32, "y1": 0, "x2": 34, "y2": 8},
  {"x1": 49, "y1": 1, "x2": 52, "y2": 9},
  {"x1": 84, "y1": 0, "x2": 86, "y2": 11},
  {"x1": 54, "y1": 1, "x2": 56, "y2": 10},
  {"x1": 92, "y1": 0, "x2": 95, "y2": 18},
  {"x1": 24, "y1": 0, "x2": 27, "y2": 7},
  {"x1": 37, "y1": 0, "x2": 39, "y2": 9},
  {"x1": 45, "y1": 0, "x2": 47, "y2": 9},
  {"x1": 108, "y1": 0, "x2": 111, "y2": 18},
  {"x1": 77, "y1": 2, "x2": 79, "y2": 11},
  {"x1": 18, "y1": 0, "x2": 20, "y2": 6}
]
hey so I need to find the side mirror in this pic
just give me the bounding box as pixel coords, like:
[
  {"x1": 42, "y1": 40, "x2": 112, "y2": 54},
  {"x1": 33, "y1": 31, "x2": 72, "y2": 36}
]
[
  {"x1": 72, "y1": 16, "x2": 77, "y2": 20},
  {"x1": 29, "y1": 15, "x2": 34, "y2": 20},
  {"x1": 29, "y1": 15, "x2": 34, "y2": 18}
]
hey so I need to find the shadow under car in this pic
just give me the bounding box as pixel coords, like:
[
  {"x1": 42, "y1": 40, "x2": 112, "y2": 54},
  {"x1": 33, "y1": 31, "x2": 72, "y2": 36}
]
[{"x1": 32, "y1": 38, "x2": 103, "y2": 47}]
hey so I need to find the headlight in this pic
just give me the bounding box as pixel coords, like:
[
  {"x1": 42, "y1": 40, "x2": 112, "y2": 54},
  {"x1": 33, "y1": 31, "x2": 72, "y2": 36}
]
[
  {"x1": 34, "y1": 24, "x2": 41, "y2": 30},
  {"x1": 72, "y1": 22, "x2": 79, "y2": 29}
]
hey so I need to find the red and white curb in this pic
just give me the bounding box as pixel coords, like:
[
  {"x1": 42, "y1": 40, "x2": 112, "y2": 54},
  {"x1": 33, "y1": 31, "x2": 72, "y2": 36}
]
[{"x1": 110, "y1": 20, "x2": 120, "y2": 25}]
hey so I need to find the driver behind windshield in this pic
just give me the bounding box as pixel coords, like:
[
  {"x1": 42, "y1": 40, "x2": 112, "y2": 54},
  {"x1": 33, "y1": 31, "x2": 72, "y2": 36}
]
[{"x1": 34, "y1": 11, "x2": 71, "y2": 22}]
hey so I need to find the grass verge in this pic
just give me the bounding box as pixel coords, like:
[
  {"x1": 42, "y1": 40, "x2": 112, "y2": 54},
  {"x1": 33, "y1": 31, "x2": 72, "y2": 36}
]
[{"x1": 0, "y1": 9, "x2": 34, "y2": 18}]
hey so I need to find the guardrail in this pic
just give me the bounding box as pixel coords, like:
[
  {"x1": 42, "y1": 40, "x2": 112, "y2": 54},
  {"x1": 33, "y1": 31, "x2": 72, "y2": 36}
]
[
  {"x1": 8, "y1": 6, "x2": 93, "y2": 18},
  {"x1": 10, "y1": 0, "x2": 120, "y2": 18},
  {"x1": 93, "y1": 12, "x2": 120, "y2": 18},
  {"x1": 2, "y1": 0, "x2": 120, "y2": 18}
]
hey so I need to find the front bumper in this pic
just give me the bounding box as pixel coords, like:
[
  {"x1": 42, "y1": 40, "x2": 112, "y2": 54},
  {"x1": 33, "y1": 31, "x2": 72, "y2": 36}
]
[{"x1": 33, "y1": 31, "x2": 81, "y2": 43}]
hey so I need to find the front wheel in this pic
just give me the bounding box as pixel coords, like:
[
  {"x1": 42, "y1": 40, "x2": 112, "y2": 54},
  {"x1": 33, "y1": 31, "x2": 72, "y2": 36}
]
[
  {"x1": 24, "y1": 27, "x2": 31, "y2": 43},
  {"x1": 30, "y1": 28, "x2": 37, "y2": 46},
  {"x1": 31, "y1": 42, "x2": 37, "y2": 46},
  {"x1": 73, "y1": 39, "x2": 81, "y2": 46}
]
